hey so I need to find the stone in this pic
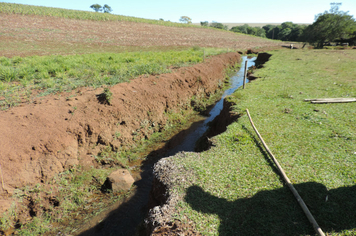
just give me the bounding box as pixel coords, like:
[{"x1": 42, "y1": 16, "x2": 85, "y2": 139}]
[{"x1": 103, "y1": 169, "x2": 135, "y2": 192}]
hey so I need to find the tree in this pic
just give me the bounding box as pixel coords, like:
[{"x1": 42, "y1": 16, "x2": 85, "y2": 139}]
[
  {"x1": 200, "y1": 21, "x2": 209, "y2": 27},
  {"x1": 102, "y1": 4, "x2": 112, "y2": 13},
  {"x1": 230, "y1": 26, "x2": 240, "y2": 33},
  {"x1": 289, "y1": 25, "x2": 306, "y2": 41},
  {"x1": 262, "y1": 24, "x2": 277, "y2": 39},
  {"x1": 277, "y1": 27, "x2": 292, "y2": 41},
  {"x1": 301, "y1": 4, "x2": 356, "y2": 48},
  {"x1": 179, "y1": 16, "x2": 192, "y2": 24},
  {"x1": 210, "y1": 22, "x2": 228, "y2": 30},
  {"x1": 90, "y1": 4, "x2": 102, "y2": 12},
  {"x1": 230, "y1": 24, "x2": 265, "y2": 37}
]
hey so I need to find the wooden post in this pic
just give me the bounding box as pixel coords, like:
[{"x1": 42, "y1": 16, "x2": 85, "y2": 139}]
[
  {"x1": 243, "y1": 60, "x2": 248, "y2": 89},
  {"x1": 245, "y1": 109, "x2": 326, "y2": 236}
]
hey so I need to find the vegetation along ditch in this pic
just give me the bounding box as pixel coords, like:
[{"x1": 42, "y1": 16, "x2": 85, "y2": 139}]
[
  {"x1": 74, "y1": 55, "x2": 258, "y2": 235},
  {"x1": 146, "y1": 49, "x2": 356, "y2": 236},
  {"x1": 0, "y1": 51, "x2": 248, "y2": 235}
]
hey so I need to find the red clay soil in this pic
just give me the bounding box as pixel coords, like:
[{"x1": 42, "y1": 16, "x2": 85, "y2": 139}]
[
  {"x1": 0, "y1": 14, "x2": 283, "y2": 57},
  {"x1": 0, "y1": 52, "x2": 240, "y2": 217}
]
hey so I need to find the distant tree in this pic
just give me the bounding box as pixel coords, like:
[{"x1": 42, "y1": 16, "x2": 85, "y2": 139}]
[
  {"x1": 200, "y1": 21, "x2": 209, "y2": 27},
  {"x1": 230, "y1": 24, "x2": 265, "y2": 37},
  {"x1": 102, "y1": 4, "x2": 112, "y2": 13},
  {"x1": 254, "y1": 27, "x2": 266, "y2": 37},
  {"x1": 179, "y1": 16, "x2": 192, "y2": 24},
  {"x1": 230, "y1": 26, "x2": 240, "y2": 33},
  {"x1": 262, "y1": 22, "x2": 306, "y2": 41},
  {"x1": 289, "y1": 25, "x2": 307, "y2": 41},
  {"x1": 210, "y1": 22, "x2": 228, "y2": 30},
  {"x1": 233, "y1": 24, "x2": 249, "y2": 34},
  {"x1": 159, "y1": 18, "x2": 164, "y2": 21},
  {"x1": 301, "y1": 3, "x2": 356, "y2": 47},
  {"x1": 262, "y1": 24, "x2": 276, "y2": 38},
  {"x1": 90, "y1": 4, "x2": 102, "y2": 12}
]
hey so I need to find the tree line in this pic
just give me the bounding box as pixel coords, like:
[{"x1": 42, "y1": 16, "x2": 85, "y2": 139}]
[{"x1": 198, "y1": 4, "x2": 356, "y2": 47}]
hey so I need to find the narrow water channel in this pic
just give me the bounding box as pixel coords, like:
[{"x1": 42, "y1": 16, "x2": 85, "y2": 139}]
[
  {"x1": 78, "y1": 56, "x2": 256, "y2": 236},
  {"x1": 166, "y1": 56, "x2": 256, "y2": 155}
]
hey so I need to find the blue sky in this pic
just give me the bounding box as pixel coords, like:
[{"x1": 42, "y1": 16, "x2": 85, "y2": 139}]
[{"x1": 2, "y1": 0, "x2": 356, "y2": 23}]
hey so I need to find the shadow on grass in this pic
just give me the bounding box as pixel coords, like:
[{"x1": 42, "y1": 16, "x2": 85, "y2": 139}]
[{"x1": 185, "y1": 183, "x2": 356, "y2": 236}]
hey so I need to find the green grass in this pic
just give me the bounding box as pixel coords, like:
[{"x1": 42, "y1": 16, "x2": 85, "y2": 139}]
[
  {"x1": 6, "y1": 165, "x2": 129, "y2": 235},
  {"x1": 0, "y1": 2, "x2": 198, "y2": 28},
  {"x1": 0, "y1": 48, "x2": 227, "y2": 109},
  {"x1": 165, "y1": 49, "x2": 356, "y2": 235}
]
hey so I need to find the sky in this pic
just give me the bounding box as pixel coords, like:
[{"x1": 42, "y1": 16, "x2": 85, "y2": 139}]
[{"x1": 2, "y1": 0, "x2": 356, "y2": 24}]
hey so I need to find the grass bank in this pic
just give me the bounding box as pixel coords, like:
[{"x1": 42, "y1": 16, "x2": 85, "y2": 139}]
[
  {"x1": 159, "y1": 49, "x2": 356, "y2": 235},
  {"x1": 0, "y1": 48, "x2": 227, "y2": 109}
]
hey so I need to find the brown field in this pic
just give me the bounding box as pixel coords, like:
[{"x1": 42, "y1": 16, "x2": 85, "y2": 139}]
[{"x1": 0, "y1": 14, "x2": 287, "y2": 58}]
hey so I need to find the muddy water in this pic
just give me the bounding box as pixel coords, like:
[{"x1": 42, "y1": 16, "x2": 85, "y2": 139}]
[{"x1": 77, "y1": 56, "x2": 256, "y2": 236}]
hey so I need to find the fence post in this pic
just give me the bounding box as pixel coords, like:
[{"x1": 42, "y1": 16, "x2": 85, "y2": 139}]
[{"x1": 243, "y1": 60, "x2": 248, "y2": 89}]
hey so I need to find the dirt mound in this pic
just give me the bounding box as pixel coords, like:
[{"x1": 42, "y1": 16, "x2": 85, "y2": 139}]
[{"x1": 0, "y1": 52, "x2": 241, "y2": 216}]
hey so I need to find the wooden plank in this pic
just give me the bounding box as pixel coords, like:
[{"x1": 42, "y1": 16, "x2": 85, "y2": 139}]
[
  {"x1": 304, "y1": 98, "x2": 356, "y2": 103},
  {"x1": 311, "y1": 99, "x2": 356, "y2": 104}
]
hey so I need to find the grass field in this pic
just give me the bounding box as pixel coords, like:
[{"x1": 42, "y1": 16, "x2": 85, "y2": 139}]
[
  {"x1": 0, "y1": 48, "x2": 228, "y2": 109},
  {"x1": 161, "y1": 49, "x2": 356, "y2": 236}
]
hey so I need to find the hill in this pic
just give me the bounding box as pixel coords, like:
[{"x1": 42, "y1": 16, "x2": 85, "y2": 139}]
[{"x1": 0, "y1": 3, "x2": 282, "y2": 57}]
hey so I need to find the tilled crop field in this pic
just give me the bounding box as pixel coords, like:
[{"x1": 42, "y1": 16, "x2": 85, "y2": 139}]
[{"x1": 0, "y1": 13, "x2": 283, "y2": 57}]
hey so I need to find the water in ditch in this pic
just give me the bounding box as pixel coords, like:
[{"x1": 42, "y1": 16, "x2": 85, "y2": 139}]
[
  {"x1": 166, "y1": 56, "x2": 256, "y2": 155},
  {"x1": 77, "y1": 56, "x2": 256, "y2": 236}
]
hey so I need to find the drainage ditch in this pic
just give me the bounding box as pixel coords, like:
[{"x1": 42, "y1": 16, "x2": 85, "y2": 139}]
[{"x1": 77, "y1": 56, "x2": 257, "y2": 236}]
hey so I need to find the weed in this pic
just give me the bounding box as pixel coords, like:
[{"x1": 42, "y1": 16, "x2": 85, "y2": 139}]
[
  {"x1": 97, "y1": 88, "x2": 113, "y2": 105},
  {"x1": 114, "y1": 131, "x2": 121, "y2": 139},
  {"x1": 192, "y1": 46, "x2": 201, "y2": 51},
  {"x1": 0, "y1": 202, "x2": 17, "y2": 231}
]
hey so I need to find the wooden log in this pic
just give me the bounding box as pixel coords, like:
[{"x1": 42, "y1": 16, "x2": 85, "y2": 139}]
[
  {"x1": 311, "y1": 99, "x2": 356, "y2": 104},
  {"x1": 245, "y1": 109, "x2": 326, "y2": 236},
  {"x1": 304, "y1": 98, "x2": 356, "y2": 103}
]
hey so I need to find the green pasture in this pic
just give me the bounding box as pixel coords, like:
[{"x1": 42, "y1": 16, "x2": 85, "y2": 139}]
[
  {"x1": 168, "y1": 49, "x2": 356, "y2": 235},
  {"x1": 0, "y1": 48, "x2": 227, "y2": 109}
]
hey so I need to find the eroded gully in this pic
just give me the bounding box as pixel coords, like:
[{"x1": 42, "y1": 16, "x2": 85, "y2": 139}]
[{"x1": 75, "y1": 56, "x2": 256, "y2": 236}]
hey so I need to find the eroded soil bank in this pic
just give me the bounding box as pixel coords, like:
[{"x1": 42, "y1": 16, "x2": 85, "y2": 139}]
[{"x1": 0, "y1": 52, "x2": 240, "y2": 229}]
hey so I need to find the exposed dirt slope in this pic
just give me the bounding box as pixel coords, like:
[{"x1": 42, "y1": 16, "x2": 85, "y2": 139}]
[
  {"x1": 0, "y1": 13, "x2": 282, "y2": 57},
  {"x1": 0, "y1": 52, "x2": 241, "y2": 216}
]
